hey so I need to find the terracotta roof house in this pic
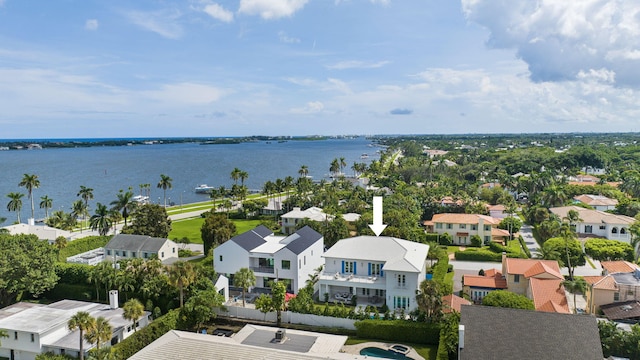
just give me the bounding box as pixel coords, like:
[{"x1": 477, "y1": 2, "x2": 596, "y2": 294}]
[
  {"x1": 585, "y1": 268, "x2": 640, "y2": 314},
  {"x1": 430, "y1": 213, "x2": 506, "y2": 246},
  {"x1": 459, "y1": 305, "x2": 603, "y2": 360},
  {"x1": 214, "y1": 225, "x2": 324, "y2": 294},
  {"x1": 549, "y1": 206, "x2": 634, "y2": 242},
  {"x1": 318, "y1": 236, "x2": 429, "y2": 312},
  {"x1": 602, "y1": 260, "x2": 639, "y2": 275},
  {"x1": 442, "y1": 294, "x2": 472, "y2": 313},
  {"x1": 281, "y1": 207, "x2": 333, "y2": 235},
  {"x1": 462, "y1": 271, "x2": 507, "y2": 303},
  {"x1": 573, "y1": 194, "x2": 618, "y2": 211}
]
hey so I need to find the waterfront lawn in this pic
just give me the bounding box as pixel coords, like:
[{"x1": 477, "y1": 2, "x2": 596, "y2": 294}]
[{"x1": 169, "y1": 218, "x2": 263, "y2": 244}]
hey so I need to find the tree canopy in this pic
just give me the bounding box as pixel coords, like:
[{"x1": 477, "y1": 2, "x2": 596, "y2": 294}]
[
  {"x1": 121, "y1": 204, "x2": 172, "y2": 238},
  {"x1": 482, "y1": 290, "x2": 535, "y2": 310},
  {"x1": 584, "y1": 238, "x2": 634, "y2": 262},
  {"x1": 200, "y1": 212, "x2": 236, "y2": 255}
]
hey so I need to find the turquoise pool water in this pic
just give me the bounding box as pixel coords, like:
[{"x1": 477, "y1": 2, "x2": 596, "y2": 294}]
[{"x1": 359, "y1": 347, "x2": 413, "y2": 359}]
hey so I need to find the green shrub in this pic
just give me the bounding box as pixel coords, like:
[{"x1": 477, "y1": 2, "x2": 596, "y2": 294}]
[
  {"x1": 55, "y1": 263, "x2": 92, "y2": 284},
  {"x1": 518, "y1": 235, "x2": 532, "y2": 258},
  {"x1": 45, "y1": 283, "x2": 93, "y2": 301},
  {"x1": 439, "y1": 233, "x2": 452, "y2": 246},
  {"x1": 111, "y1": 309, "x2": 179, "y2": 359},
  {"x1": 585, "y1": 238, "x2": 634, "y2": 262},
  {"x1": 424, "y1": 233, "x2": 439, "y2": 243},
  {"x1": 354, "y1": 319, "x2": 441, "y2": 345},
  {"x1": 432, "y1": 252, "x2": 449, "y2": 283},
  {"x1": 454, "y1": 249, "x2": 502, "y2": 262},
  {"x1": 59, "y1": 235, "x2": 111, "y2": 261},
  {"x1": 470, "y1": 235, "x2": 482, "y2": 247}
]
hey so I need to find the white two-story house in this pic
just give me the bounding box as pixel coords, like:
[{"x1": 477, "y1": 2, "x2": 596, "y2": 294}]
[
  {"x1": 550, "y1": 206, "x2": 635, "y2": 242},
  {"x1": 280, "y1": 207, "x2": 333, "y2": 235},
  {"x1": 213, "y1": 225, "x2": 324, "y2": 293},
  {"x1": 428, "y1": 213, "x2": 507, "y2": 245},
  {"x1": 318, "y1": 236, "x2": 429, "y2": 312}
]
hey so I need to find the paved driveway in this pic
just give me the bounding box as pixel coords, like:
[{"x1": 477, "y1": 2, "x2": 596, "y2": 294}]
[{"x1": 520, "y1": 224, "x2": 540, "y2": 257}]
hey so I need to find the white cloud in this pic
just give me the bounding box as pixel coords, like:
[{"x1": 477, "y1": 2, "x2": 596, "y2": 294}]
[
  {"x1": 85, "y1": 19, "x2": 99, "y2": 31},
  {"x1": 238, "y1": 0, "x2": 308, "y2": 20},
  {"x1": 143, "y1": 83, "x2": 224, "y2": 105},
  {"x1": 290, "y1": 101, "x2": 324, "y2": 114},
  {"x1": 461, "y1": 0, "x2": 640, "y2": 87},
  {"x1": 203, "y1": 3, "x2": 234, "y2": 23},
  {"x1": 278, "y1": 31, "x2": 300, "y2": 43},
  {"x1": 125, "y1": 10, "x2": 183, "y2": 39},
  {"x1": 326, "y1": 60, "x2": 390, "y2": 70}
]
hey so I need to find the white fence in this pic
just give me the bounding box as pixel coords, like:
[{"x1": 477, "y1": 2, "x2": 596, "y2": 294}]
[{"x1": 216, "y1": 305, "x2": 356, "y2": 330}]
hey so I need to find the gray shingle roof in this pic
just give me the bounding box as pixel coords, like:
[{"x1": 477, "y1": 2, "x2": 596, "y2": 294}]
[
  {"x1": 285, "y1": 226, "x2": 323, "y2": 255},
  {"x1": 460, "y1": 305, "x2": 603, "y2": 360},
  {"x1": 105, "y1": 234, "x2": 167, "y2": 253}
]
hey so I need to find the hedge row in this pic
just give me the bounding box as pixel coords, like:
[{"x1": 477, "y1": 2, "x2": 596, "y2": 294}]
[
  {"x1": 59, "y1": 235, "x2": 111, "y2": 261},
  {"x1": 424, "y1": 233, "x2": 439, "y2": 243},
  {"x1": 518, "y1": 235, "x2": 532, "y2": 258},
  {"x1": 111, "y1": 309, "x2": 179, "y2": 359},
  {"x1": 354, "y1": 319, "x2": 441, "y2": 345},
  {"x1": 454, "y1": 249, "x2": 502, "y2": 262},
  {"x1": 432, "y1": 251, "x2": 450, "y2": 284},
  {"x1": 55, "y1": 263, "x2": 93, "y2": 284},
  {"x1": 45, "y1": 283, "x2": 93, "y2": 302}
]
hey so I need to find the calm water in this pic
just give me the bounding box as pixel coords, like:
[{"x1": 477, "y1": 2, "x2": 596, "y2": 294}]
[{"x1": 0, "y1": 138, "x2": 379, "y2": 222}]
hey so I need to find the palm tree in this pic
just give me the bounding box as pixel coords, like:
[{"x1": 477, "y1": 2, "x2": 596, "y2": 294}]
[
  {"x1": 54, "y1": 236, "x2": 68, "y2": 261},
  {"x1": 90, "y1": 203, "x2": 113, "y2": 236},
  {"x1": 77, "y1": 186, "x2": 94, "y2": 231},
  {"x1": 562, "y1": 278, "x2": 587, "y2": 314},
  {"x1": 298, "y1": 165, "x2": 309, "y2": 178},
  {"x1": 6, "y1": 192, "x2": 24, "y2": 223},
  {"x1": 19, "y1": 173, "x2": 40, "y2": 221},
  {"x1": 122, "y1": 299, "x2": 145, "y2": 333},
  {"x1": 239, "y1": 170, "x2": 248, "y2": 186},
  {"x1": 72, "y1": 200, "x2": 88, "y2": 232},
  {"x1": 84, "y1": 316, "x2": 112, "y2": 352},
  {"x1": 330, "y1": 158, "x2": 340, "y2": 177},
  {"x1": 110, "y1": 190, "x2": 136, "y2": 226},
  {"x1": 339, "y1": 157, "x2": 347, "y2": 175},
  {"x1": 230, "y1": 167, "x2": 241, "y2": 185},
  {"x1": 39, "y1": 195, "x2": 53, "y2": 219},
  {"x1": 157, "y1": 174, "x2": 173, "y2": 208},
  {"x1": 168, "y1": 261, "x2": 196, "y2": 308},
  {"x1": 68, "y1": 311, "x2": 96, "y2": 360},
  {"x1": 234, "y1": 268, "x2": 256, "y2": 308}
]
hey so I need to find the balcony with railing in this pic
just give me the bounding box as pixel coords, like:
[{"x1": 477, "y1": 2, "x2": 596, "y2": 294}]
[{"x1": 250, "y1": 265, "x2": 275, "y2": 274}]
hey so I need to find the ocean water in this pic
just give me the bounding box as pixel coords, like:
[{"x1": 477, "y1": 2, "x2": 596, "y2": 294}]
[{"x1": 0, "y1": 138, "x2": 379, "y2": 222}]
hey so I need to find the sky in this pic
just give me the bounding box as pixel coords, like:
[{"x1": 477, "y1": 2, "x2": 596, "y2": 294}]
[{"x1": 1, "y1": 0, "x2": 640, "y2": 138}]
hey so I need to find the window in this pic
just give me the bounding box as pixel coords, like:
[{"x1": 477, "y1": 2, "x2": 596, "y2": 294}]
[
  {"x1": 393, "y1": 296, "x2": 410, "y2": 309},
  {"x1": 513, "y1": 274, "x2": 520, "y2": 283},
  {"x1": 621, "y1": 228, "x2": 627, "y2": 234},
  {"x1": 143, "y1": 252, "x2": 148, "y2": 259},
  {"x1": 585, "y1": 225, "x2": 593, "y2": 233},
  {"x1": 173, "y1": 247, "x2": 176, "y2": 253},
  {"x1": 304, "y1": 256, "x2": 306, "y2": 266},
  {"x1": 446, "y1": 224, "x2": 453, "y2": 229},
  {"x1": 471, "y1": 224, "x2": 478, "y2": 230},
  {"x1": 115, "y1": 250, "x2": 120, "y2": 256},
  {"x1": 370, "y1": 263, "x2": 382, "y2": 276},
  {"x1": 282, "y1": 260, "x2": 291, "y2": 270},
  {"x1": 344, "y1": 261, "x2": 355, "y2": 273},
  {"x1": 484, "y1": 225, "x2": 491, "y2": 231},
  {"x1": 31, "y1": 333, "x2": 34, "y2": 342},
  {"x1": 397, "y1": 274, "x2": 406, "y2": 288},
  {"x1": 161, "y1": 252, "x2": 165, "y2": 258},
  {"x1": 459, "y1": 224, "x2": 466, "y2": 229},
  {"x1": 599, "y1": 225, "x2": 606, "y2": 230},
  {"x1": 106, "y1": 249, "x2": 112, "y2": 256},
  {"x1": 131, "y1": 252, "x2": 136, "y2": 258},
  {"x1": 614, "y1": 292, "x2": 620, "y2": 301},
  {"x1": 484, "y1": 236, "x2": 490, "y2": 243},
  {"x1": 612, "y1": 227, "x2": 618, "y2": 234},
  {"x1": 299, "y1": 259, "x2": 302, "y2": 269},
  {"x1": 219, "y1": 255, "x2": 223, "y2": 262},
  {"x1": 435, "y1": 223, "x2": 443, "y2": 229},
  {"x1": 14, "y1": 332, "x2": 17, "y2": 340}
]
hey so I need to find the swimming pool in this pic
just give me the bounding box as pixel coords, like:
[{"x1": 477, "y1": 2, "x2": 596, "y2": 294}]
[{"x1": 359, "y1": 347, "x2": 414, "y2": 359}]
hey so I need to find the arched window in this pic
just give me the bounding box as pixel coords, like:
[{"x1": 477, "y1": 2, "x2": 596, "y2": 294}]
[
  {"x1": 612, "y1": 227, "x2": 618, "y2": 234},
  {"x1": 620, "y1": 228, "x2": 627, "y2": 234}
]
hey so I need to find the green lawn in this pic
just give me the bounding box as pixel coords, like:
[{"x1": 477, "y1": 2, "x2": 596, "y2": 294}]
[
  {"x1": 169, "y1": 218, "x2": 263, "y2": 244},
  {"x1": 506, "y1": 239, "x2": 523, "y2": 255},
  {"x1": 344, "y1": 337, "x2": 437, "y2": 360}
]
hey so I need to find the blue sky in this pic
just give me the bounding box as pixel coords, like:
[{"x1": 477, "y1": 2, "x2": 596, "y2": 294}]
[{"x1": 1, "y1": 0, "x2": 639, "y2": 138}]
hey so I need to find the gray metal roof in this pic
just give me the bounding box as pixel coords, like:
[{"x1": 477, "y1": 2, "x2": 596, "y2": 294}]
[
  {"x1": 460, "y1": 305, "x2": 603, "y2": 360},
  {"x1": 285, "y1": 226, "x2": 323, "y2": 255},
  {"x1": 105, "y1": 234, "x2": 168, "y2": 253},
  {"x1": 229, "y1": 227, "x2": 269, "y2": 251}
]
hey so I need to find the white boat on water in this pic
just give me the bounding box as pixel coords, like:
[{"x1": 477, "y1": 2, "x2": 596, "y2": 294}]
[
  {"x1": 195, "y1": 184, "x2": 215, "y2": 193},
  {"x1": 132, "y1": 195, "x2": 149, "y2": 204},
  {"x1": 360, "y1": 153, "x2": 369, "y2": 159}
]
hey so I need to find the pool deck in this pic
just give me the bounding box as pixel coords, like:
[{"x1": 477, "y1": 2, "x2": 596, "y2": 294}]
[{"x1": 341, "y1": 341, "x2": 425, "y2": 360}]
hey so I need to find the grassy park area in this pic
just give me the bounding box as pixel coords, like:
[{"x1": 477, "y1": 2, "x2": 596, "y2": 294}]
[{"x1": 169, "y1": 217, "x2": 262, "y2": 244}]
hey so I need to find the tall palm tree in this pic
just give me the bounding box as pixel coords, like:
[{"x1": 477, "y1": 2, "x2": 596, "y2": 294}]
[
  {"x1": 233, "y1": 268, "x2": 256, "y2": 308},
  {"x1": 168, "y1": 261, "x2": 196, "y2": 308},
  {"x1": 298, "y1": 165, "x2": 309, "y2": 178},
  {"x1": 339, "y1": 157, "x2": 346, "y2": 175},
  {"x1": 84, "y1": 316, "x2": 112, "y2": 352},
  {"x1": 230, "y1": 167, "x2": 241, "y2": 185},
  {"x1": 110, "y1": 190, "x2": 136, "y2": 226},
  {"x1": 239, "y1": 170, "x2": 248, "y2": 186},
  {"x1": 122, "y1": 299, "x2": 145, "y2": 332},
  {"x1": 39, "y1": 195, "x2": 53, "y2": 219},
  {"x1": 90, "y1": 203, "x2": 113, "y2": 236},
  {"x1": 72, "y1": 200, "x2": 88, "y2": 232},
  {"x1": 330, "y1": 158, "x2": 340, "y2": 177},
  {"x1": 68, "y1": 311, "x2": 96, "y2": 360},
  {"x1": 54, "y1": 236, "x2": 68, "y2": 261},
  {"x1": 157, "y1": 174, "x2": 173, "y2": 208},
  {"x1": 77, "y1": 186, "x2": 94, "y2": 230},
  {"x1": 6, "y1": 192, "x2": 24, "y2": 223},
  {"x1": 19, "y1": 173, "x2": 40, "y2": 221},
  {"x1": 562, "y1": 278, "x2": 587, "y2": 314}
]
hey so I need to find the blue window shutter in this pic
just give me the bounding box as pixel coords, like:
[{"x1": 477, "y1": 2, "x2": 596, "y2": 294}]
[
  {"x1": 368, "y1": 263, "x2": 371, "y2": 276},
  {"x1": 354, "y1": 262, "x2": 357, "y2": 274},
  {"x1": 341, "y1": 260, "x2": 344, "y2": 273},
  {"x1": 381, "y1": 270, "x2": 384, "y2": 277}
]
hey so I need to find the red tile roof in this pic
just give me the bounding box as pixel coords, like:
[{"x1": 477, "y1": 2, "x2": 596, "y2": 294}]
[
  {"x1": 601, "y1": 261, "x2": 639, "y2": 274},
  {"x1": 443, "y1": 294, "x2": 472, "y2": 314},
  {"x1": 432, "y1": 213, "x2": 501, "y2": 225},
  {"x1": 529, "y1": 278, "x2": 570, "y2": 314},
  {"x1": 504, "y1": 258, "x2": 562, "y2": 279},
  {"x1": 463, "y1": 274, "x2": 507, "y2": 289}
]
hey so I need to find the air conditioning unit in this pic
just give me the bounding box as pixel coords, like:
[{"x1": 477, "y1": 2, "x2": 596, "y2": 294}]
[{"x1": 275, "y1": 329, "x2": 286, "y2": 341}]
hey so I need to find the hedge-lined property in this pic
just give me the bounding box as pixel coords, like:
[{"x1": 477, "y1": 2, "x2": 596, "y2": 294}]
[
  {"x1": 354, "y1": 319, "x2": 441, "y2": 345},
  {"x1": 58, "y1": 235, "x2": 111, "y2": 261},
  {"x1": 111, "y1": 309, "x2": 179, "y2": 359}
]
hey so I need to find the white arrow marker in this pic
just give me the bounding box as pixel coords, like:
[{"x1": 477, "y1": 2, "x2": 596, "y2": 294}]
[{"x1": 368, "y1": 196, "x2": 387, "y2": 236}]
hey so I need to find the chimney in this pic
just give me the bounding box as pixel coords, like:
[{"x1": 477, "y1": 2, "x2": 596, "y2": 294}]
[
  {"x1": 458, "y1": 324, "x2": 465, "y2": 350},
  {"x1": 109, "y1": 290, "x2": 119, "y2": 309}
]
